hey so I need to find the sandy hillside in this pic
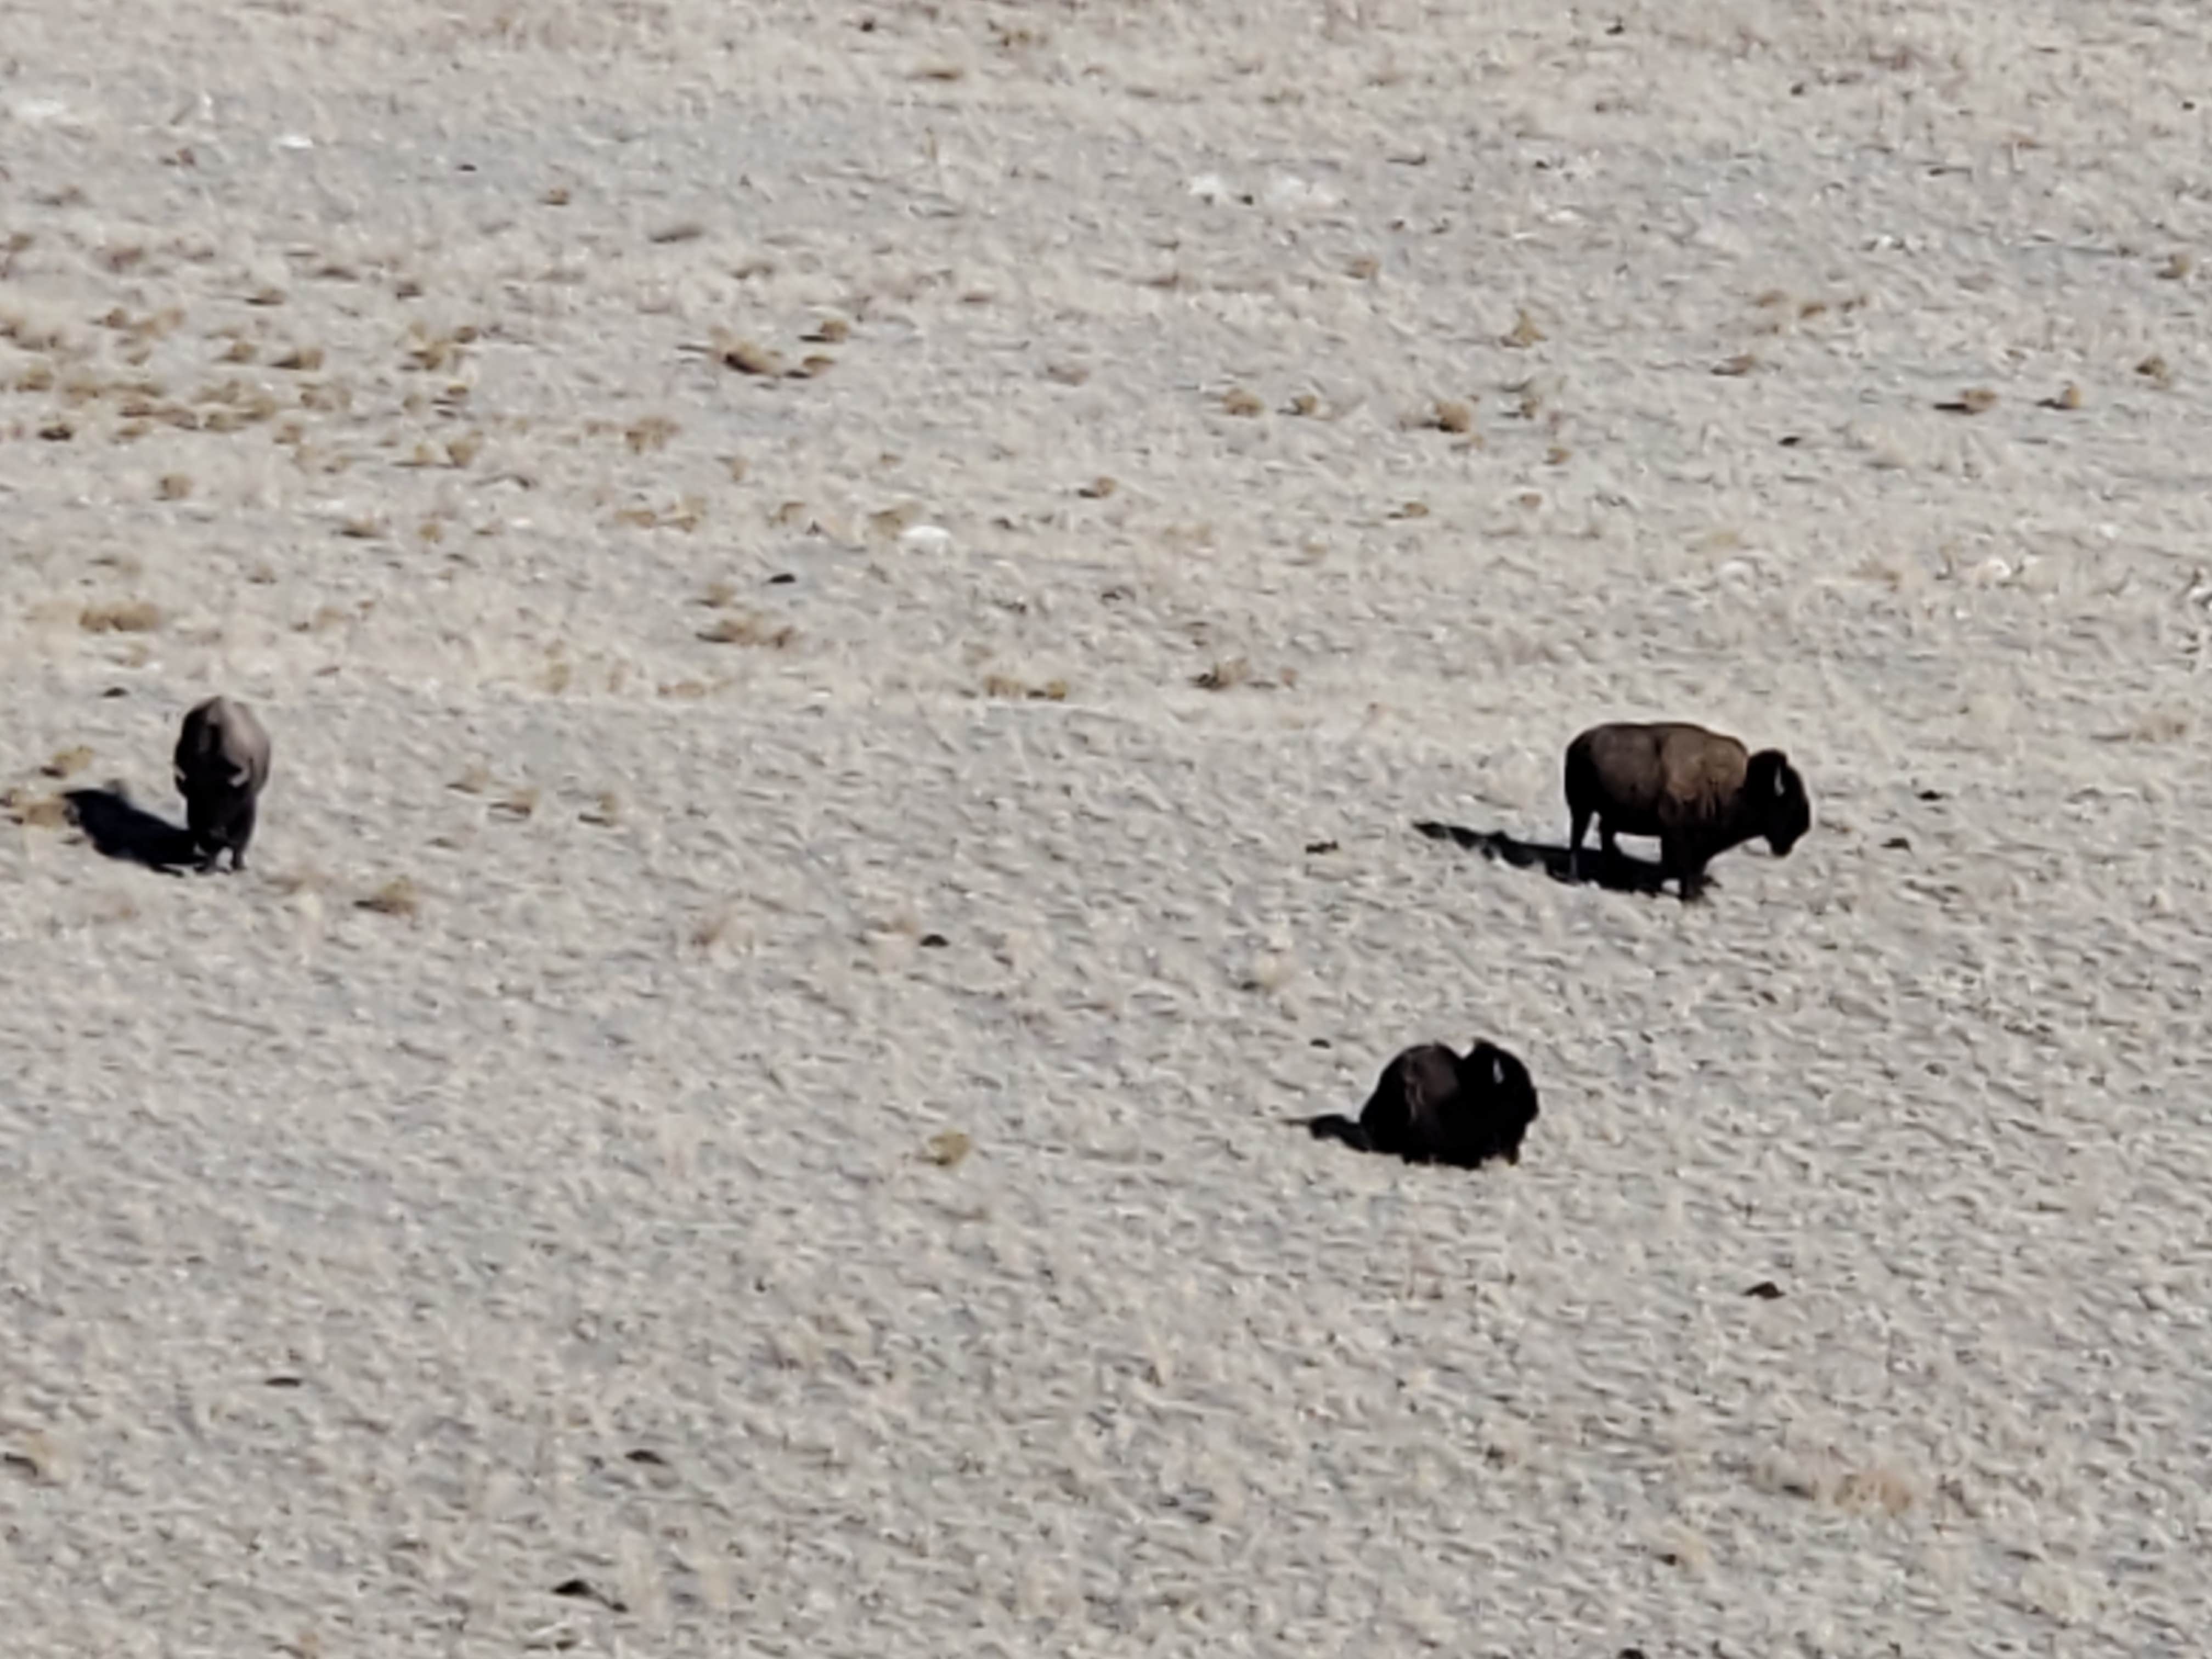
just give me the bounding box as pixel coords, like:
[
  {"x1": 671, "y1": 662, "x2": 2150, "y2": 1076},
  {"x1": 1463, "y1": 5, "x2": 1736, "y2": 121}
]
[{"x1": 3, "y1": 1, "x2": 2210, "y2": 1652}]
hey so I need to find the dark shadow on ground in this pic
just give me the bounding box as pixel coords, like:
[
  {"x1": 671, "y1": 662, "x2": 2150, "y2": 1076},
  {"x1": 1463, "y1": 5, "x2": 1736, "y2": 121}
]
[
  {"x1": 1411, "y1": 818, "x2": 1684, "y2": 898},
  {"x1": 64, "y1": 787, "x2": 198, "y2": 873}
]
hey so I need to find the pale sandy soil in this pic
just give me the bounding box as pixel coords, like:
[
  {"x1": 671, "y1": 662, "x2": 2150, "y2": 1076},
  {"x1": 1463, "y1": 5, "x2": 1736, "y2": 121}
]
[{"x1": 3, "y1": 2, "x2": 2211, "y2": 1654}]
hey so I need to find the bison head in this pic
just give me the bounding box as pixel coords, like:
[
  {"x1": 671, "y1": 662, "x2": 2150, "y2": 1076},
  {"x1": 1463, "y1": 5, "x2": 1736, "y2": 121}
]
[{"x1": 1747, "y1": 748, "x2": 1812, "y2": 856}]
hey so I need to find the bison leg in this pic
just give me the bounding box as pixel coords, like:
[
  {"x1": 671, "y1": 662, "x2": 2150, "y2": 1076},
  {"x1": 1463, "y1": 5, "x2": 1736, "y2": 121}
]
[
  {"x1": 228, "y1": 800, "x2": 258, "y2": 872},
  {"x1": 1567, "y1": 806, "x2": 1590, "y2": 879},
  {"x1": 1662, "y1": 837, "x2": 1711, "y2": 902}
]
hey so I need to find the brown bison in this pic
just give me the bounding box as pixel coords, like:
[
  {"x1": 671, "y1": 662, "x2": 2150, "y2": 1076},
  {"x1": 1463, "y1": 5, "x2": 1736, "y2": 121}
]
[
  {"x1": 1306, "y1": 1038, "x2": 1539, "y2": 1170},
  {"x1": 173, "y1": 695, "x2": 272, "y2": 873},
  {"x1": 1565, "y1": 719, "x2": 1809, "y2": 900}
]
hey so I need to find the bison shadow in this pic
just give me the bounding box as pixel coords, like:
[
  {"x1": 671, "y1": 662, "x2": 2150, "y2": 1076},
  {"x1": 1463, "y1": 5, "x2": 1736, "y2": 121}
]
[
  {"x1": 64, "y1": 786, "x2": 199, "y2": 873},
  {"x1": 1410, "y1": 818, "x2": 1684, "y2": 898}
]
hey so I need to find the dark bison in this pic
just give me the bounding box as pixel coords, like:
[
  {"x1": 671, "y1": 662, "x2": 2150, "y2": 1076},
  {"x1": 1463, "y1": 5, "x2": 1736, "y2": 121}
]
[
  {"x1": 173, "y1": 695, "x2": 272, "y2": 873},
  {"x1": 1306, "y1": 1038, "x2": 1539, "y2": 1170},
  {"x1": 1564, "y1": 719, "x2": 1809, "y2": 900}
]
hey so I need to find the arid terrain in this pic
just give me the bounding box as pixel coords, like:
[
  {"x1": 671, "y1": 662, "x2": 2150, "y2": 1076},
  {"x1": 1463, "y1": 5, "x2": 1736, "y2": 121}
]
[{"x1": 3, "y1": 2, "x2": 2210, "y2": 1654}]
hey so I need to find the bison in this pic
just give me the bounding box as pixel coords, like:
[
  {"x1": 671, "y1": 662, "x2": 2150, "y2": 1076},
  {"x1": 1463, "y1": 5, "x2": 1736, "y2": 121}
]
[
  {"x1": 1564, "y1": 719, "x2": 1809, "y2": 901},
  {"x1": 173, "y1": 694, "x2": 272, "y2": 873},
  {"x1": 1306, "y1": 1037, "x2": 1540, "y2": 1170}
]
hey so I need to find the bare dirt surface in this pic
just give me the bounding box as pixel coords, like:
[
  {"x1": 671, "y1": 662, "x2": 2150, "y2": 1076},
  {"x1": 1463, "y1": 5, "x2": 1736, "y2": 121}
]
[{"x1": 4, "y1": 3, "x2": 2210, "y2": 1654}]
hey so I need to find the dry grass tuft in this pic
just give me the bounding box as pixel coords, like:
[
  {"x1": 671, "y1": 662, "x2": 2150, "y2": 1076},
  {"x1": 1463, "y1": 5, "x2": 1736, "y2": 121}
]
[
  {"x1": 709, "y1": 333, "x2": 782, "y2": 376},
  {"x1": 1835, "y1": 1466, "x2": 1918, "y2": 1517},
  {"x1": 79, "y1": 600, "x2": 161, "y2": 634},
  {"x1": 494, "y1": 787, "x2": 539, "y2": 819},
  {"x1": 1421, "y1": 398, "x2": 1472, "y2": 433},
  {"x1": 41, "y1": 746, "x2": 92, "y2": 779},
  {"x1": 981, "y1": 673, "x2": 1068, "y2": 702},
  {"x1": 699, "y1": 611, "x2": 796, "y2": 648},
  {"x1": 1193, "y1": 657, "x2": 1252, "y2": 691},
  {"x1": 2104, "y1": 710, "x2": 2191, "y2": 743},
  {"x1": 614, "y1": 496, "x2": 706, "y2": 532},
  {"x1": 448, "y1": 761, "x2": 494, "y2": 795},
  {"x1": 1936, "y1": 387, "x2": 1997, "y2": 415},
  {"x1": 2, "y1": 788, "x2": 72, "y2": 829},
  {"x1": 1501, "y1": 307, "x2": 1547, "y2": 347},
  {"x1": 1219, "y1": 387, "x2": 1265, "y2": 417},
  {"x1": 867, "y1": 501, "x2": 923, "y2": 540},
  {"x1": 356, "y1": 877, "x2": 420, "y2": 917},
  {"x1": 625, "y1": 415, "x2": 679, "y2": 454},
  {"x1": 924, "y1": 1129, "x2": 973, "y2": 1167}
]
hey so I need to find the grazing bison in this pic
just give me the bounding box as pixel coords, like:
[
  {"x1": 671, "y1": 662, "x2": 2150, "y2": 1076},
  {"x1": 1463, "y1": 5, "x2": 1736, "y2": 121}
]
[
  {"x1": 173, "y1": 695, "x2": 272, "y2": 873},
  {"x1": 1564, "y1": 719, "x2": 1809, "y2": 900},
  {"x1": 1307, "y1": 1038, "x2": 1540, "y2": 1170}
]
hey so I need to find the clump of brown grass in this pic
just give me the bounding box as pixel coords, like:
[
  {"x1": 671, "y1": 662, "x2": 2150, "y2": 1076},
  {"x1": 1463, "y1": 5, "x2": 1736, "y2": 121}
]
[
  {"x1": 2, "y1": 788, "x2": 71, "y2": 828},
  {"x1": 79, "y1": 600, "x2": 161, "y2": 634},
  {"x1": 614, "y1": 496, "x2": 706, "y2": 532},
  {"x1": 699, "y1": 612, "x2": 795, "y2": 648},
  {"x1": 1193, "y1": 657, "x2": 1252, "y2": 691},
  {"x1": 691, "y1": 905, "x2": 739, "y2": 950},
  {"x1": 625, "y1": 415, "x2": 678, "y2": 454},
  {"x1": 41, "y1": 746, "x2": 92, "y2": 779},
  {"x1": 708, "y1": 332, "x2": 782, "y2": 376},
  {"x1": 356, "y1": 877, "x2": 419, "y2": 917},
  {"x1": 981, "y1": 673, "x2": 1068, "y2": 702},
  {"x1": 924, "y1": 1129, "x2": 973, "y2": 1167},
  {"x1": 867, "y1": 501, "x2": 923, "y2": 540}
]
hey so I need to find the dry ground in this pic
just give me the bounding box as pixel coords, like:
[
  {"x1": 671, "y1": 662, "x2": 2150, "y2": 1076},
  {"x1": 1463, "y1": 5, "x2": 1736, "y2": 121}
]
[{"x1": 3, "y1": 2, "x2": 2210, "y2": 1654}]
